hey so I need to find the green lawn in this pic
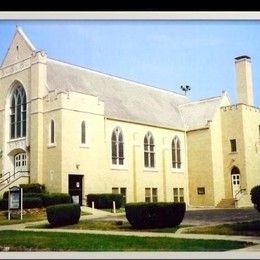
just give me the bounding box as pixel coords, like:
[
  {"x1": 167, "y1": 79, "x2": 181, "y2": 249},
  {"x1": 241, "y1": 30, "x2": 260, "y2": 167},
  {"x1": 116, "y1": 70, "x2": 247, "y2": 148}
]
[
  {"x1": 29, "y1": 219, "x2": 187, "y2": 233},
  {"x1": 0, "y1": 230, "x2": 251, "y2": 251},
  {"x1": 183, "y1": 220, "x2": 260, "y2": 236},
  {"x1": 0, "y1": 209, "x2": 46, "y2": 225}
]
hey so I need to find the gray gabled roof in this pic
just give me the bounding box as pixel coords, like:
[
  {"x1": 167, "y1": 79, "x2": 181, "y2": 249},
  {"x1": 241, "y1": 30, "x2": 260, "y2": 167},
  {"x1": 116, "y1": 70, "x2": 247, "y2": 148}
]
[
  {"x1": 46, "y1": 58, "x2": 190, "y2": 129},
  {"x1": 178, "y1": 96, "x2": 223, "y2": 130}
]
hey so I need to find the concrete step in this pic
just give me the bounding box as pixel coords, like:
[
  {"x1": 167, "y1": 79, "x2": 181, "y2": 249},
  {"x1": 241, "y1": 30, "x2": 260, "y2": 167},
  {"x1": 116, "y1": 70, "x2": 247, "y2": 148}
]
[{"x1": 216, "y1": 198, "x2": 236, "y2": 208}]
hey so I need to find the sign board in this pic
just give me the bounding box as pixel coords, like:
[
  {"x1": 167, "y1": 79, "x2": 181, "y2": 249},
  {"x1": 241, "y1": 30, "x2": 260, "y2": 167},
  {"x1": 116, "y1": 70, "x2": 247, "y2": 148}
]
[
  {"x1": 8, "y1": 186, "x2": 23, "y2": 220},
  {"x1": 9, "y1": 186, "x2": 20, "y2": 209}
]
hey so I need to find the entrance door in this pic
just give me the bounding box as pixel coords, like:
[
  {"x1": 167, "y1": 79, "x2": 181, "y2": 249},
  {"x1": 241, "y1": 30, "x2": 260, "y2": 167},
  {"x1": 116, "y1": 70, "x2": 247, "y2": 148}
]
[
  {"x1": 68, "y1": 175, "x2": 83, "y2": 205},
  {"x1": 231, "y1": 167, "x2": 241, "y2": 198},
  {"x1": 14, "y1": 153, "x2": 27, "y2": 173}
]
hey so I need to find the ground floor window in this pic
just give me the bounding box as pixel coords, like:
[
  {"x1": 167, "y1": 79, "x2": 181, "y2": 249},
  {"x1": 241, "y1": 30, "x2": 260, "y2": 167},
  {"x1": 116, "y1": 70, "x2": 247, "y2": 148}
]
[
  {"x1": 173, "y1": 187, "x2": 184, "y2": 202},
  {"x1": 145, "y1": 187, "x2": 158, "y2": 203},
  {"x1": 112, "y1": 187, "x2": 127, "y2": 206}
]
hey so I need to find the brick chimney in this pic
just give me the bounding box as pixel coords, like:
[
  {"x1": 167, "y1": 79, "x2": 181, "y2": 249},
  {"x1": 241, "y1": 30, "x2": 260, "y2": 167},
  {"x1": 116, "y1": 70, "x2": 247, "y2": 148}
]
[{"x1": 235, "y1": 55, "x2": 254, "y2": 106}]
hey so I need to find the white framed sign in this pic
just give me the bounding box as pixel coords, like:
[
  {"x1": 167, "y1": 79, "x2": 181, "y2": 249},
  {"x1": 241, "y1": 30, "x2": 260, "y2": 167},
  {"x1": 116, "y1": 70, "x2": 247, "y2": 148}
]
[{"x1": 8, "y1": 186, "x2": 23, "y2": 220}]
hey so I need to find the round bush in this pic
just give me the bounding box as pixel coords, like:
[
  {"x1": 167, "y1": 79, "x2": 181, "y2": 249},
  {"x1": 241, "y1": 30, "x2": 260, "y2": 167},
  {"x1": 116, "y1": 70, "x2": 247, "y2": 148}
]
[
  {"x1": 251, "y1": 185, "x2": 260, "y2": 212},
  {"x1": 125, "y1": 202, "x2": 186, "y2": 229},
  {"x1": 47, "y1": 203, "x2": 81, "y2": 227}
]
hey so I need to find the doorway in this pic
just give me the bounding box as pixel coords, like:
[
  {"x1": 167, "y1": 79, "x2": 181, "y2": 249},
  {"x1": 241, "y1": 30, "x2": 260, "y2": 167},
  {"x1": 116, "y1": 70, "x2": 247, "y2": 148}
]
[
  {"x1": 231, "y1": 167, "x2": 241, "y2": 198},
  {"x1": 14, "y1": 153, "x2": 27, "y2": 173},
  {"x1": 68, "y1": 175, "x2": 83, "y2": 205}
]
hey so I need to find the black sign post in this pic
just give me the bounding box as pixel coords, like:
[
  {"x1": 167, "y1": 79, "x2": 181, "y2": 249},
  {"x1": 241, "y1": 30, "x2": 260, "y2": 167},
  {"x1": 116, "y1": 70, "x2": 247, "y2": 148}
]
[{"x1": 8, "y1": 186, "x2": 23, "y2": 220}]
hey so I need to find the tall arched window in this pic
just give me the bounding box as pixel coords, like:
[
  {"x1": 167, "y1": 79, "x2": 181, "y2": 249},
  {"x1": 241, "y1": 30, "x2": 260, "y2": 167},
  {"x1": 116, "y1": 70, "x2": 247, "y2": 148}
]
[
  {"x1": 50, "y1": 120, "x2": 55, "y2": 144},
  {"x1": 111, "y1": 127, "x2": 124, "y2": 165},
  {"x1": 144, "y1": 132, "x2": 155, "y2": 168},
  {"x1": 172, "y1": 136, "x2": 181, "y2": 169},
  {"x1": 10, "y1": 85, "x2": 26, "y2": 139},
  {"x1": 81, "y1": 121, "x2": 86, "y2": 144}
]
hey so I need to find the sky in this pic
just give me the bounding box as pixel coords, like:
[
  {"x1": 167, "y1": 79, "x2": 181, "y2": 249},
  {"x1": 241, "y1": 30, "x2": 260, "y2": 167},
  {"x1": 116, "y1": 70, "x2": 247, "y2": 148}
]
[{"x1": 0, "y1": 19, "x2": 260, "y2": 107}]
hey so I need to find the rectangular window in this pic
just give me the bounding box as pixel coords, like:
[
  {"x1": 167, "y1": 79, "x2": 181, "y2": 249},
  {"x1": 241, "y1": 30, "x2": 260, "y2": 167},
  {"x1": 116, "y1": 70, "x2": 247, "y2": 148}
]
[
  {"x1": 112, "y1": 187, "x2": 119, "y2": 194},
  {"x1": 152, "y1": 188, "x2": 158, "y2": 202},
  {"x1": 173, "y1": 188, "x2": 184, "y2": 202},
  {"x1": 112, "y1": 187, "x2": 127, "y2": 207},
  {"x1": 258, "y1": 125, "x2": 260, "y2": 138},
  {"x1": 145, "y1": 188, "x2": 151, "y2": 203},
  {"x1": 145, "y1": 188, "x2": 158, "y2": 203},
  {"x1": 230, "y1": 139, "x2": 237, "y2": 152}
]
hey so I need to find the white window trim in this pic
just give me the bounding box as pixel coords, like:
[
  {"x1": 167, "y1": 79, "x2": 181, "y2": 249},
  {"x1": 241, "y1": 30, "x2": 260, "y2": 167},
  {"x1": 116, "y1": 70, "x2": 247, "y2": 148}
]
[{"x1": 48, "y1": 119, "x2": 56, "y2": 148}]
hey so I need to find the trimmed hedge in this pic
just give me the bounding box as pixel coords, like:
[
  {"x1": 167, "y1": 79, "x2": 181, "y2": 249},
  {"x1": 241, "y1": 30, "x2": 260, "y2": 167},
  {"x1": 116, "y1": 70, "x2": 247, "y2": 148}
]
[
  {"x1": 0, "y1": 197, "x2": 42, "y2": 210},
  {"x1": 0, "y1": 199, "x2": 8, "y2": 211},
  {"x1": 19, "y1": 183, "x2": 45, "y2": 193},
  {"x1": 87, "y1": 193, "x2": 123, "y2": 209},
  {"x1": 23, "y1": 197, "x2": 43, "y2": 209},
  {"x1": 42, "y1": 193, "x2": 72, "y2": 207},
  {"x1": 125, "y1": 202, "x2": 186, "y2": 229},
  {"x1": 46, "y1": 203, "x2": 81, "y2": 227},
  {"x1": 251, "y1": 185, "x2": 260, "y2": 212},
  {"x1": 3, "y1": 192, "x2": 44, "y2": 200}
]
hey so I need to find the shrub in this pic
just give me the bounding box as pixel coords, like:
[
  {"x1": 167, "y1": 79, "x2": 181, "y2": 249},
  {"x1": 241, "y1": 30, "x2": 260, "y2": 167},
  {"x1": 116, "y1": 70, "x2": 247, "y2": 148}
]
[
  {"x1": 125, "y1": 202, "x2": 186, "y2": 229},
  {"x1": 250, "y1": 185, "x2": 260, "y2": 212},
  {"x1": 87, "y1": 193, "x2": 123, "y2": 209},
  {"x1": 0, "y1": 197, "x2": 43, "y2": 210},
  {"x1": 4, "y1": 192, "x2": 44, "y2": 199},
  {"x1": 46, "y1": 203, "x2": 81, "y2": 227},
  {"x1": 19, "y1": 183, "x2": 46, "y2": 193},
  {"x1": 42, "y1": 193, "x2": 71, "y2": 207},
  {"x1": 23, "y1": 197, "x2": 43, "y2": 209},
  {"x1": 0, "y1": 199, "x2": 8, "y2": 211}
]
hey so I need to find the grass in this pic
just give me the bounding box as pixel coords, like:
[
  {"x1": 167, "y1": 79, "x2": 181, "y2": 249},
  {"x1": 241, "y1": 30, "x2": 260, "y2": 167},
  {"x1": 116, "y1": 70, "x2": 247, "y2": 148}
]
[
  {"x1": 29, "y1": 219, "x2": 187, "y2": 233},
  {"x1": 0, "y1": 230, "x2": 251, "y2": 251},
  {"x1": 183, "y1": 220, "x2": 260, "y2": 236},
  {"x1": 0, "y1": 209, "x2": 46, "y2": 225}
]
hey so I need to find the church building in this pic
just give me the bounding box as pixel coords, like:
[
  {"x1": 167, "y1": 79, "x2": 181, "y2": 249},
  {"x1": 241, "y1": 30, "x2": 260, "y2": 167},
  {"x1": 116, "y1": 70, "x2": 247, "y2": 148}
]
[{"x1": 0, "y1": 27, "x2": 260, "y2": 208}]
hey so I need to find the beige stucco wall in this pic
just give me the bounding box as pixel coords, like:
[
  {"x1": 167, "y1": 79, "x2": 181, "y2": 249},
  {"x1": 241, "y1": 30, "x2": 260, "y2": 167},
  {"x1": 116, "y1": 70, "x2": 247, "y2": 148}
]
[
  {"x1": 187, "y1": 127, "x2": 215, "y2": 206},
  {"x1": 52, "y1": 90, "x2": 188, "y2": 204}
]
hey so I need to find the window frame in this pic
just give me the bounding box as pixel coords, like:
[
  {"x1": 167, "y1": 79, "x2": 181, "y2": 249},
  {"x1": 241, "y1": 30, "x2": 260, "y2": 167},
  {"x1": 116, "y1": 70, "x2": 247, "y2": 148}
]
[
  {"x1": 172, "y1": 136, "x2": 182, "y2": 170},
  {"x1": 144, "y1": 131, "x2": 155, "y2": 169},
  {"x1": 145, "y1": 187, "x2": 158, "y2": 203},
  {"x1": 10, "y1": 85, "x2": 27, "y2": 140},
  {"x1": 173, "y1": 187, "x2": 184, "y2": 202},
  {"x1": 111, "y1": 127, "x2": 125, "y2": 167}
]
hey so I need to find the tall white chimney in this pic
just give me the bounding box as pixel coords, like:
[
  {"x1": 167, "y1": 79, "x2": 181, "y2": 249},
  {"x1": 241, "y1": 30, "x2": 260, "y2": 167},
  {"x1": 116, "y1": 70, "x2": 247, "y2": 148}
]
[{"x1": 235, "y1": 55, "x2": 254, "y2": 106}]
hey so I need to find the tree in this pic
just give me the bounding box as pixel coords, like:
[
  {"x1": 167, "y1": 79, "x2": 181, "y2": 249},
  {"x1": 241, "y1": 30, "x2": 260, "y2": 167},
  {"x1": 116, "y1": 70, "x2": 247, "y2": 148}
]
[{"x1": 250, "y1": 185, "x2": 260, "y2": 212}]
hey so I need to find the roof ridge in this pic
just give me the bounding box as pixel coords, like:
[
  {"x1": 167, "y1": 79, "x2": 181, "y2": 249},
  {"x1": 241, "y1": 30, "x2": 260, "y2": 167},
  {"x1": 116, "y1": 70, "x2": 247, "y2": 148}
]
[
  {"x1": 179, "y1": 95, "x2": 222, "y2": 107},
  {"x1": 47, "y1": 57, "x2": 188, "y2": 99}
]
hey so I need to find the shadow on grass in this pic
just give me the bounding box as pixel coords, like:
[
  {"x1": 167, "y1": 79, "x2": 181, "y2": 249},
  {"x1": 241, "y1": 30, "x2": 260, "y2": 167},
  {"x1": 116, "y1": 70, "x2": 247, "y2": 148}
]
[
  {"x1": 184, "y1": 220, "x2": 260, "y2": 236},
  {"x1": 27, "y1": 219, "x2": 189, "y2": 233}
]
